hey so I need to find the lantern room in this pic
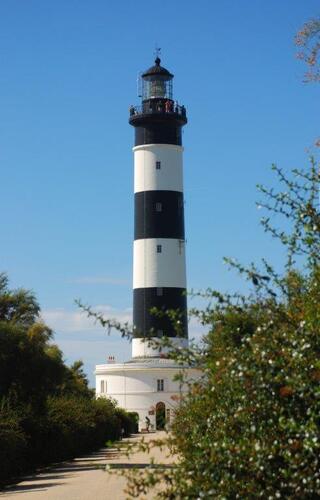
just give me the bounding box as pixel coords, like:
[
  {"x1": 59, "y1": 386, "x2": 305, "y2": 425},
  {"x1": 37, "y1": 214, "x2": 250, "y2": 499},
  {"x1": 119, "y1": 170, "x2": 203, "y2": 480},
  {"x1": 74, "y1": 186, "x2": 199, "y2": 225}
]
[{"x1": 140, "y1": 57, "x2": 173, "y2": 101}]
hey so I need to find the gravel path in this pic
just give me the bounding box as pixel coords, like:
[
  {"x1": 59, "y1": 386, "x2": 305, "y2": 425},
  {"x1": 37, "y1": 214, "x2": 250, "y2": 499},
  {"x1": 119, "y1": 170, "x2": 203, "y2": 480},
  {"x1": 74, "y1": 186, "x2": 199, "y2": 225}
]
[{"x1": 0, "y1": 432, "x2": 174, "y2": 500}]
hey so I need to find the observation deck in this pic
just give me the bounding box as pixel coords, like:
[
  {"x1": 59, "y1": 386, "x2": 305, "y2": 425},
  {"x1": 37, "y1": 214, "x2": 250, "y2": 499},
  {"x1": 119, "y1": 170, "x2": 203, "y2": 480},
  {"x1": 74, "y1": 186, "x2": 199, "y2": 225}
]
[{"x1": 129, "y1": 98, "x2": 187, "y2": 127}]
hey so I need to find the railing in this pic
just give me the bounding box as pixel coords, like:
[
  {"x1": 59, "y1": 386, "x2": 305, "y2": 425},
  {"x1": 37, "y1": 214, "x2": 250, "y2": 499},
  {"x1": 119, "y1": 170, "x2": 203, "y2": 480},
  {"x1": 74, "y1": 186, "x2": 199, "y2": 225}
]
[{"x1": 129, "y1": 102, "x2": 187, "y2": 119}]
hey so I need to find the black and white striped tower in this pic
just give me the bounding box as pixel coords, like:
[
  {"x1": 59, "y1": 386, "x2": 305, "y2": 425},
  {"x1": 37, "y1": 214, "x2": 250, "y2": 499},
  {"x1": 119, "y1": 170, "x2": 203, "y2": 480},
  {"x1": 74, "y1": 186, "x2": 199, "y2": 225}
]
[{"x1": 129, "y1": 57, "x2": 188, "y2": 358}]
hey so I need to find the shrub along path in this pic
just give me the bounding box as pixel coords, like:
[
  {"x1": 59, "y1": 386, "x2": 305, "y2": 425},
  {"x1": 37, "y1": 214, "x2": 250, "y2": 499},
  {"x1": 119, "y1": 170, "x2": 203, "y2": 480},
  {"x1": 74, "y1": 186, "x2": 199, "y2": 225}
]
[{"x1": 0, "y1": 431, "x2": 173, "y2": 500}]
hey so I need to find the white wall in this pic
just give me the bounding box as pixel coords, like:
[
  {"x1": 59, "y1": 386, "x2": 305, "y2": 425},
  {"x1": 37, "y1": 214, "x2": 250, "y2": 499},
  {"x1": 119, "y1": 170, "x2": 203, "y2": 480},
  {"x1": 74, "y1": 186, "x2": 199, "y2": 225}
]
[
  {"x1": 134, "y1": 144, "x2": 183, "y2": 193},
  {"x1": 133, "y1": 238, "x2": 186, "y2": 288},
  {"x1": 95, "y1": 364, "x2": 199, "y2": 431}
]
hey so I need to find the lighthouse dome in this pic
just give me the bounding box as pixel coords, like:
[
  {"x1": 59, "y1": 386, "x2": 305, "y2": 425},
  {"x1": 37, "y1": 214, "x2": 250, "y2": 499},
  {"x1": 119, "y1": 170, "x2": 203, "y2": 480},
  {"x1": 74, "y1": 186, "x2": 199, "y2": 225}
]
[{"x1": 142, "y1": 57, "x2": 173, "y2": 80}]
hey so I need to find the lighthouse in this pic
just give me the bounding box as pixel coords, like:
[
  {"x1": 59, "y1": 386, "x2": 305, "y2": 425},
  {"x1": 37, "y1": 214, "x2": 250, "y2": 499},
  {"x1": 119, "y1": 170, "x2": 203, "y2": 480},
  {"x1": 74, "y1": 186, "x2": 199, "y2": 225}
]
[
  {"x1": 95, "y1": 57, "x2": 196, "y2": 431},
  {"x1": 129, "y1": 56, "x2": 188, "y2": 357}
]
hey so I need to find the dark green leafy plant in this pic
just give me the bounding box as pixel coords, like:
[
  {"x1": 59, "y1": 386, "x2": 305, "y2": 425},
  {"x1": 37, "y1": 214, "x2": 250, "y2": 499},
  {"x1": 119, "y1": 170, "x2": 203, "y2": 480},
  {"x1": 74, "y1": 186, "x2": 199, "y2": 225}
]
[
  {"x1": 159, "y1": 158, "x2": 320, "y2": 499},
  {"x1": 91, "y1": 157, "x2": 320, "y2": 499},
  {"x1": 0, "y1": 274, "x2": 137, "y2": 485}
]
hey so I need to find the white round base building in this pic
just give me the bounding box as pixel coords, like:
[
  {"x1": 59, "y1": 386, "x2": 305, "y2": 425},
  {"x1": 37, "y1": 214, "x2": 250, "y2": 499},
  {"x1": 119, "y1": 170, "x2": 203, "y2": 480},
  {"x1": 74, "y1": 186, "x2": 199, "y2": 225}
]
[{"x1": 95, "y1": 356, "x2": 198, "y2": 431}]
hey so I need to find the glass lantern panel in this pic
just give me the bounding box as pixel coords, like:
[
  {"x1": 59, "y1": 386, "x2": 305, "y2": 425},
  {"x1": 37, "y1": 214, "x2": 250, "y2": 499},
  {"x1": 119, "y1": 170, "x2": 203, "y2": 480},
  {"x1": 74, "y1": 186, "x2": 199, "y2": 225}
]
[{"x1": 142, "y1": 78, "x2": 172, "y2": 100}]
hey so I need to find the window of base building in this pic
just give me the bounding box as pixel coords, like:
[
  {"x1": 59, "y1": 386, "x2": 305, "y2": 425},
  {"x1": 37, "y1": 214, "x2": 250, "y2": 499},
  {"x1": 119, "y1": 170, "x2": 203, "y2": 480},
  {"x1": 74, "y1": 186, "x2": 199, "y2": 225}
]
[
  {"x1": 100, "y1": 380, "x2": 107, "y2": 393},
  {"x1": 157, "y1": 379, "x2": 164, "y2": 391}
]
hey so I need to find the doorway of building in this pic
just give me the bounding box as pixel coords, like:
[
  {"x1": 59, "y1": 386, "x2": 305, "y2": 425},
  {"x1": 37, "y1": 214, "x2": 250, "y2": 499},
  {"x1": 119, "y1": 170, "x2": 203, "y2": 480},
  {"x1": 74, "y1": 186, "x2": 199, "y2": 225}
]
[{"x1": 156, "y1": 402, "x2": 166, "y2": 430}]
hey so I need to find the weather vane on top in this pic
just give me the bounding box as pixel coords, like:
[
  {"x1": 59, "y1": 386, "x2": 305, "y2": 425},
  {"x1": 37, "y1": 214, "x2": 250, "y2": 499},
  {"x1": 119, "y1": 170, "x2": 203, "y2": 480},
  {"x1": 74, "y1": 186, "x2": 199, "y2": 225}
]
[{"x1": 154, "y1": 44, "x2": 161, "y2": 61}]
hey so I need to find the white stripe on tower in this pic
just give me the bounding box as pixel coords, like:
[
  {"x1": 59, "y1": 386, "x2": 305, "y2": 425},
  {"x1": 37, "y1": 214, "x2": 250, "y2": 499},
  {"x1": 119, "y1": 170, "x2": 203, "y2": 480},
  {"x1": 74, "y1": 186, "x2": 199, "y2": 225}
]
[
  {"x1": 133, "y1": 238, "x2": 186, "y2": 289},
  {"x1": 134, "y1": 144, "x2": 184, "y2": 193}
]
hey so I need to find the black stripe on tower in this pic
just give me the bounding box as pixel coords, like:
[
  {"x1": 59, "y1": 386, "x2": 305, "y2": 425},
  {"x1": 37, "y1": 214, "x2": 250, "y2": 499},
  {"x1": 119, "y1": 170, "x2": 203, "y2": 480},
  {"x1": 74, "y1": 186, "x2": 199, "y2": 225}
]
[
  {"x1": 133, "y1": 287, "x2": 188, "y2": 338},
  {"x1": 134, "y1": 191, "x2": 184, "y2": 240},
  {"x1": 134, "y1": 123, "x2": 182, "y2": 146}
]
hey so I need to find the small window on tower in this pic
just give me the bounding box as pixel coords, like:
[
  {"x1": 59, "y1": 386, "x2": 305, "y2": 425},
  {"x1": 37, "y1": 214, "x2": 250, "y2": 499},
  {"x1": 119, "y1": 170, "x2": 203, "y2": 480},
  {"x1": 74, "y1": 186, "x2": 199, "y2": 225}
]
[
  {"x1": 157, "y1": 244, "x2": 162, "y2": 253},
  {"x1": 156, "y1": 287, "x2": 163, "y2": 296},
  {"x1": 156, "y1": 161, "x2": 161, "y2": 170},
  {"x1": 178, "y1": 240, "x2": 184, "y2": 255},
  {"x1": 155, "y1": 202, "x2": 162, "y2": 212},
  {"x1": 100, "y1": 380, "x2": 105, "y2": 393}
]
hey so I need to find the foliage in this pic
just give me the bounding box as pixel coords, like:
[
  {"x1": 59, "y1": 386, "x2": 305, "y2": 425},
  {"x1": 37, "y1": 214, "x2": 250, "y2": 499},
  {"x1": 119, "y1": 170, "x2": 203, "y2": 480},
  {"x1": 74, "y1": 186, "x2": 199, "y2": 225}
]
[
  {"x1": 295, "y1": 17, "x2": 320, "y2": 82},
  {"x1": 116, "y1": 408, "x2": 139, "y2": 435},
  {"x1": 0, "y1": 275, "x2": 136, "y2": 485},
  {"x1": 113, "y1": 157, "x2": 320, "y2": 499},
  {"x1": 0, "y1": 399, "x2": 27, "y2": 481},
  {"x1": 171, "y1": 158, "x2": 320, "y2": 498}
]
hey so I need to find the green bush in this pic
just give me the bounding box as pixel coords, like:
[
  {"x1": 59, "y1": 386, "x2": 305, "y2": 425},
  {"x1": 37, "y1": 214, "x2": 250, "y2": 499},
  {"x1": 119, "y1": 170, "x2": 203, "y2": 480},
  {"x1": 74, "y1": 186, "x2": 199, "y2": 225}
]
[
  {"x1": 115, "y1": 408, "x2": 139, "y2": 437},
  {"x1": 0, "y1": 275, "x2": 135, "y2": 485},
  {"x1": 167, "y1": 160, "x2": 320, "y2": 499},
  {"x1": 0, "y1": 400, "x2": 27, "y2": 482},
  {"x1": 121, "y1": 159, "x2": 320, "y2": 499}
]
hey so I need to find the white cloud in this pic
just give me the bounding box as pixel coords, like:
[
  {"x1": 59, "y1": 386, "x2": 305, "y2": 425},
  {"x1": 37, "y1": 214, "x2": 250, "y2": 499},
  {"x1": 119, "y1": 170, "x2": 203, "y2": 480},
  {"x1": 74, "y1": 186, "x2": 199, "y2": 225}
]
[
  {"x1": 41, "y1": 307, "x2": 209, "y2": 388},
  {"x1": 68, "y1": 276, "x2": 130, "y2": 285},
  {"x1": 41, "y1": 305, "x2": 132, "y2": 334},
  {"x1": 42, "y1": 304, "x2": 207, "y2": 342}
]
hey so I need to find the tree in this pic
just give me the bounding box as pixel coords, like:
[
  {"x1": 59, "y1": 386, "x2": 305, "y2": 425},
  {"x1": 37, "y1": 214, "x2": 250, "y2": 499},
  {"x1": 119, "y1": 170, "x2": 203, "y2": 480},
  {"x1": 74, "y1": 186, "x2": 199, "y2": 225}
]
[
  {"x1": 0, "y1": 274, "x2": 137, "y2": 484},
  {"x1": 0, "y1": 276, "x2": 59, "y2": 407},
  {"x1": 295, "y1": 17, "x2": 320, "y2": 83},
  {"x1": 117, "y1": 157, "x2": 320, "y2": 499}
]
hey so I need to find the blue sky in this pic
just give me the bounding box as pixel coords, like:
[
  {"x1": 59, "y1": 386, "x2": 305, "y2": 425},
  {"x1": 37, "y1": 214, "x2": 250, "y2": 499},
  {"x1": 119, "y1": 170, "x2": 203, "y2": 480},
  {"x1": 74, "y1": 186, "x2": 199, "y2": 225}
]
[{"x1": 0, "y1": 1, "x2": 318, "y2": 386}]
